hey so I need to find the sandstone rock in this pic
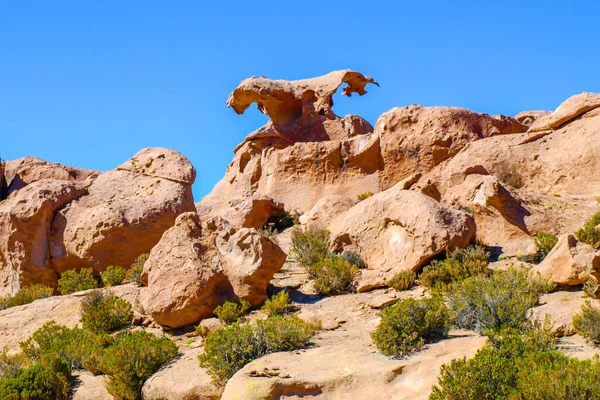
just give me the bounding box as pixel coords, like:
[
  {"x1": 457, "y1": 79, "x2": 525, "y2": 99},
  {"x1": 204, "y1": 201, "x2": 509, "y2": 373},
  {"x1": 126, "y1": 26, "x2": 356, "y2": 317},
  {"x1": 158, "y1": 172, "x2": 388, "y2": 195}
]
[
  {"x1": 199, "y1": 196, "x2": 285, "y2": 230},
  {"x1": 50, "y1": 148, "x2": 196, "y2": 275},
  {"x1": 529, "y1": 290, "x2": 590, "y2": 337},
  {"x1": 329, "y1": 186, "x2": 475, "y2": 288},
  {"x1": 515, "y1": 110, "x2": 550, "y2": 126},
  {"x1": 532, "y1": 234, "x2": 600, "y2": 285},
  {"x1": 298, "y1": 195, "x2": 355, "y2": 228},
  {"x1": 0, "y1": 180, "x2": 88, "y2": 296},
  {"x1": 142, "y1": 347, "x2": 222, "y2": 400},
  {"x1": 117, "y1": 147, "x2": 196, "y2": 185},
  {"x1": 3, "y1": 156, "x2": 98, "y2": 196},
  {"x1": 529, "y1": 92, "x2": 600, "y2": 132},
  {"x1": 72, "y1": 372, "x2": 113, "y2": 400}
]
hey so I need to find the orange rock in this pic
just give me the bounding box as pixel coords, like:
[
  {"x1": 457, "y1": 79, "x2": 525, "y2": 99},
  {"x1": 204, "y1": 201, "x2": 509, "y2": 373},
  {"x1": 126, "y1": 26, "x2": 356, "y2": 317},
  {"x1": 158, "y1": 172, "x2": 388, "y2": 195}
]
[
  {"x1": 528, "y1": 92, "x2": 600, "y2": 132},
  {"x1": 197, "y1": 196, "x2": 285, "y2": 230}
]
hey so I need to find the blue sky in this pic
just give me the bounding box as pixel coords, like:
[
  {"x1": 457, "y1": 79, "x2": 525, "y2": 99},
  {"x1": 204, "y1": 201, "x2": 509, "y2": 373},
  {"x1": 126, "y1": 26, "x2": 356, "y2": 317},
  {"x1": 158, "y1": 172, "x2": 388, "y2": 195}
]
[{"x1": 1, "y1": 1, "x2": 599, "y2": 200}]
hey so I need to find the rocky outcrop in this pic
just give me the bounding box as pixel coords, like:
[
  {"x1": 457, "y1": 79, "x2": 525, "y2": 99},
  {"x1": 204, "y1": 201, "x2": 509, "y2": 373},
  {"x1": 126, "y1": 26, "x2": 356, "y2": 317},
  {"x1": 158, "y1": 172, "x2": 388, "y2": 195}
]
[
  {"x1": 329, "y1": 184, "x2": 475, "y2": 289},
  {"x1": 197, "y1": 196, "x2": 285, "y2": 230},
  {"x1": 0, "y1": 180, "x2": 88, "y2": 296},
  {"x1": 141, "y1": 212, "x2": 286, "y2": 328},
  {"x1": 3, "y1": 156, "x2": 98, "y2": 196},
  {"x1": 515, "y1": 110, "x2": 550, "y2": 126},
  {"x1": 528, "y1": 92, "x2": 600, "y2": 132},
  {"x1": 299, "y1": 195, "x2": 356, "y2": 228},
  {"x1": 50, "y1": 148, "x2": 196, "y2": 275}
]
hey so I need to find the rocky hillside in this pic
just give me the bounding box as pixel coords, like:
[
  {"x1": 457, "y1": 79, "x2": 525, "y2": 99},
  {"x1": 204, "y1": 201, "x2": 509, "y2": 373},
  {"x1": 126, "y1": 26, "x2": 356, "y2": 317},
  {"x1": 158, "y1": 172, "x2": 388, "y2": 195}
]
[{"x1": 1, "y1": 70, "x2": 600, "y2": 399}]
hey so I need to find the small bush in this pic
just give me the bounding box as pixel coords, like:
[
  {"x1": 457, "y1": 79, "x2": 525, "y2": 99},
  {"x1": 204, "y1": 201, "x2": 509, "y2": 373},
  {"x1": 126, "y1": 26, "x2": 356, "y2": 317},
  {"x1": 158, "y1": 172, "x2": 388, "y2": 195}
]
[
  {"x1": 213, "y1": 299, "x2": 250, "y2": 324},
  {"x1": 199, "y1": 315, "x2": 318, "y2": 385},
  {"x1": 259, "y1": 225, "x2": 279, "y2": 244},
  {"x1": 307, "y1": 256, "x2": 358, "y2": 295},
  {"x1": 575, "y1": 212, "x2": 600, "y2": 249},
  {"x1": 573, "y1": 301, "x2": 600, "y2": 346},
  {"x1": 261, "y1": 291, "x2": 291, "y2": 316},
  {"x1": 0, "y1": 350, "x2": 27, "y2": 379},
  {"x1": 357, "y1": 192, "x2": 373, "y2": 201},
  {"x1": 0, "y1": 284, "x2": 53, "y2": 310},
  {"x1": 583, "y1": 277, "x2": 600, "y2": 299},
  {"x1": 445, "y1": 267, "x2": 545, "y2": 334},
  {"x1": 419, "y1": 246, "x2": 490, "y2": 289},
  {"x1": 0, "y1": 355, "x2": 71, "y2": 400},
  {"x1": 81, "y1": 290, "x2": 133, "y2": 333},
  {"x1": 387, "y1": 270, "x2": 416, "y2": 291},
  {"x1": 290, "y1": 227, "x2": 330, "y2": 267},
  {"x1": 58, "y1": 268, "x2": 98, "y2": 295},
  {"x1": 371, "y1": 297, "x2": 452, "y2": 358},
  {"x1": 534, "y1": 232, "x2": 558, "y2": 260},
  {"x1": 100, "y1": 331, "x2": 177, "y2": 400},
  {"x1": 494, "y1": 161, "x2": 524, "y2": 189},
  {"x1": 340, "y1": 251, "x2": 367, "y2": 269},
  {"x1": 127, "y1": 254, "x2": 149, "y2": 286},
  {"x1": 101, "y1": 266, "x2": 127, "y2": 287}
]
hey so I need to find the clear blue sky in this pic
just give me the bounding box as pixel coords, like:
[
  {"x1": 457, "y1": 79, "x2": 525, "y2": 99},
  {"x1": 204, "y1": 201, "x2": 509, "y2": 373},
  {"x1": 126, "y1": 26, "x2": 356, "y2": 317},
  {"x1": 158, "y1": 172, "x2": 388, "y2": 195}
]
[{"x1": 1, "y1": 1, "x2": 599, "y2": 200}]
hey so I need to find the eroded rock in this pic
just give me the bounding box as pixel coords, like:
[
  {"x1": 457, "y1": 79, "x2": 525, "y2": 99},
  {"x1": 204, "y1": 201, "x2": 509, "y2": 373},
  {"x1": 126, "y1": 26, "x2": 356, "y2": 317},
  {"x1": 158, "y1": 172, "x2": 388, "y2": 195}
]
[{"x1": 528, "y1": 92, "x2": 600, "y2": 132}]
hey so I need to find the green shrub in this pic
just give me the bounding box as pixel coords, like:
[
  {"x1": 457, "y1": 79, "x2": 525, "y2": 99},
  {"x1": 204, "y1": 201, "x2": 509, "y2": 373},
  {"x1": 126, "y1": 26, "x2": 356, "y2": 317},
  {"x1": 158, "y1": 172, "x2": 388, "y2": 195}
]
[
  {"x1": 100, "y1": 331, "x2": 177, "y2": 400},
  {"x1": 307, "y1": 256, "x2": 358, "y2": 295},
  {"x1": 290, "y1": 227, "x2": 330, "y2": 267},
  {"x1": 0, "y1": 354, "x2": 71, "y2": 400},
  {"x1": 101, "y1": 266, "x2": 127, "y2": 287},
  {"x1": 583, "y1": 277, "x2": 600, "y2": 299},
  {"x1": 387, "y1": 270, "x2": 416, "y2": 291},
  {"x1": 259, "y1": 225, "x2": 279, "y2": 244},
  {"x1": 371, "y1": 297, "x2": 452, "y2": 358},
  {"x1": 57, "y1": 268, "x2": 98, "y2": 294},
  {"x1": 445, "y1": 267, "x2": 545, "y2": 334},
  {"x1": 494, "y1": 161, "x2": 524, "y2": 189},
  {"x1": 534, "y1": 232, "x2": 558, "y2": 260},
  {"x1": 199, "y1": 315, "x2": 318, "y2": 385},
  {"x1": 261, "y1": 291, "x2": 291, "y2": 316},
  {"x1": 357, "y1": 192, "x2": 373, "y2": 201},
  {"x1": 573, "y1": 301, "x2": 600, "y2": 346},
  {"x1": 0, "y1": 284, "x2": 53, "y2": 310},
  {"x1": 340, "y1": 251, "x2": 367, "y2": 269},
  {"x1": 213, "y1": 299, "x2": 250, "y2": 324},
  {"x1": 575, "y1": 212, "x2": 600, "y2": 249},
  {"x1": 81, "y1": 290, "x2": 133, "y2": 333},
  {"x1": 419, "y1": 246, "x2": 490, "y2": 289},
  {"x1": 0, "y1": 350, "x2": 27, "y2": 379},
  {"x1": 127, "y1": 254, "x2": 149, "y2": 286}
]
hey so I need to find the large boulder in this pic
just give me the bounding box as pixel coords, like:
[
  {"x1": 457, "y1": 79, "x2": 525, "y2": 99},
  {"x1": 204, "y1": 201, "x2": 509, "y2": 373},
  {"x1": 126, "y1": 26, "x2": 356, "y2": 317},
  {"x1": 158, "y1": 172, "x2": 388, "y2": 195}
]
[
  {"x1": 197, "y1": 196, "x2": 285, "y2": 230},
  {"x1": 528, "y1": 92, "x2": 600, "y2": 132},
  {"x1": 3, "y1": 156, "x2": 98, "y2": 196},
  {"x1": 299, "y1": 195, "x2": 356, "y2": 228},
  {"x1": 328, "y1": 184, "x2": 475, "y2": 289},
  {"x1": 532, "y1": 234, "x2": 600, "y2": 286},
  {"x1": 50, "y1": 148, "x2": 196, "y2": 274},
  {"x1": 0, "y1": 180, "x2": 88, "y2": 296}
]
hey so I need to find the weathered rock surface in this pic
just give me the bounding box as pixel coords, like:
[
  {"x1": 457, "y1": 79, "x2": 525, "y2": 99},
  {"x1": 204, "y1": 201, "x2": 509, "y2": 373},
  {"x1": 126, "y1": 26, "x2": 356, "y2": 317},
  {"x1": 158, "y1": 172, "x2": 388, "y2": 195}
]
[
  {"x1": 528, "y1": 92, "x2": 600, "y2": 132},
  {"x1": 532, "y1": 234, "x2": 600, "y2": 285},
  {"x1": 198, "y1": 196, "x2": 285, "y2": 230},
  {"x1": 529, "y1": 289, "x2": 591, "y2": 337},
  {"x1": 0, "y1": 180, "x2": 88, "y2": 296},
  {"x1": 72, "y1": 372, "x2": 113, "y2": 400},
  {"x1": 515, "y1": 110, "x2": 550, "y2": 126},
  {"x1": 50, "y1": 148, "x2": 196, "y2": 274},
  {"x1": 299, "y1": 195, "x2": 356, "y2": 228},
  {"x1": 3, "y1": 156, "x2": 98, "y2": 196},
  {"x1": 328, "y1": 185, "x2": 475, "y2": 289},
  {"x1": 117, "y1": 147, "x2": 196, "y2": 185}
]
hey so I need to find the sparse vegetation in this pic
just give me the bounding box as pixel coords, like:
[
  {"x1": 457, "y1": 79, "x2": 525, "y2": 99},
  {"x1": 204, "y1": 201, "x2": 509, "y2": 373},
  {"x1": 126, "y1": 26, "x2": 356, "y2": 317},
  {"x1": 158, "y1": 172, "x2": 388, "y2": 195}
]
[
  {"x1": 371, "y1": 297, "x2": 452, "y2": 358},
  {"x1": 101, "y1": 265, "x2": 127, "y2": 287},
  {"x1": 494, "y1": 161, "x2": 524, "y2": 189},
  {"x1": 0, "y1": 354, "x2": 71, "y2": 400},
  {"x1": 81, "y1": 290, "x2": 133, "y2": 333},
  {"x1": 290, "y1": 226, "x2": 330, "y2": 267},
  {"x1": 199, "y1": 315, "x2": 319, "y2": 385},
  {"x1": 259, "y1": 225, "x2": 279, "y2": 244},
  {"x1": 0, "y1": 284, "x2": 53, "y2": 311},
  {"x1": 573, "y1": 301, "x2": 600, "y2": 346},
  {"x1": 518, "y1": 232, "x2": 559, "y2": 263},
  {"x1": 340, "y1": 251, "x2": 367, "y2": 269},
  {"x1": 419, "y1": 246, "x2": 490, "y2": 289},
  {"x1": 261, "y1": 291, "x2": 291, "y2": 316},
  {"x1": 387, "y1": 270, "x2": 416, "y2": 291},
  {"x1": 127, "y1": 254, "x2": 149, "y2": 286},
  {"x1": 583, "y1": 276, "x2": 600, "y2": 299},
  {"x1": 307, "y1": 256, "x2": 358, "y2": 295},
  {"x1": 575, "y1": 212, "x2": 600, "y2": 249},
  {"x1": 357, "y1": 192, "x2": 373, "y2": 201},
  {"x1": 57, "y1": 268, "x2": 98, "y2": 295},
  {"x1": 214, "y1": 299, "x2": 250, "y2": 324}
]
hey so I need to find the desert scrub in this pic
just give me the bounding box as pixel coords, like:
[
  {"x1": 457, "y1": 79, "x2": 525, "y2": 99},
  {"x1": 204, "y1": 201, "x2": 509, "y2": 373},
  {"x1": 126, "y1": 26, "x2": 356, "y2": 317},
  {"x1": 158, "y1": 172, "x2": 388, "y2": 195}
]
[
  {"x1": 357, "y1": 191, "x2": 373, "y2": 201},
  {"x1": 261, "y1": 291, "x2": 291, "y2": 316},
  {"x1": 81, "y1": 290, "x2": 133, "y2": 333},
  {"x1": 199, "y1": 315, "x2": 318, "y2": 385},
  {"x1": 307, "y1": 256, "x2": 358, "y2": 295},
  {"x1": 101, "y1": 265, "x2": 127, "y2": 287},
  {"x1": 583, "y1": 276, "x2": 600, "y2": 299},
  {"x1": 213, "y1": 299, "x2": 250, "y2": 324},
  {"x1": 419, "y1": 246, "x2": 490, "y2": 289},
  {"x1": 387, "y1": 270, "x2": 416, "y2": 291},
  {"x1": 0, "y1": 354, "x2": 71, "y2": 400},
  {"x1": 259, "y1": 225, "x2": 279, "y2": 244},
  {"x1": 575, "y1": 212, "x2": 600, "y2": 249},
  {"x1": 446, "y1": 267, "x2": 547, "y2": 334},
  {"x1": 57, "y1": 268, "x2": 98, "y2": 294},
  {"x1": 340, "y1": 250, "x2": 367, "y2": 269},
  {"x1": 518, "y1": 232, "x2": 559, "y2": 263},
  {"x1": 371, "y1": 297, "x2": 452, "y2": 358},
  {"x1": 126, "y1": 253, "x2": 149, "y2": 286},
  {"x1": 494, "y1": 160, "x2": 524, "y2": 189},
  {"x1": 0, "y1": 284, "x2": 53, "y2": 310},
  {"x1": 290, "y1": 226, "x2": 330, "y2": 267},
  {"x1": 573, "y1": 301, "x2": 600, "y2": 346},
  {"x1": 100, "y1": 331, "x2": 177, "y2": 400}
]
